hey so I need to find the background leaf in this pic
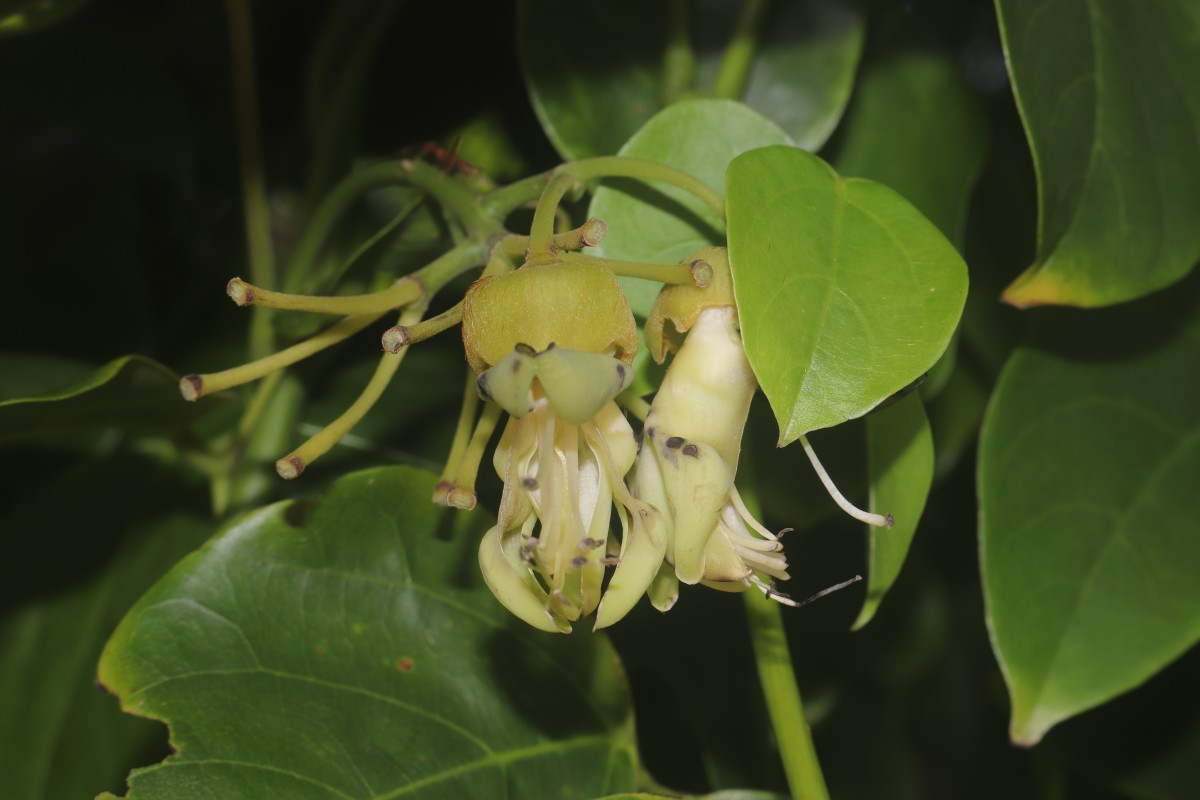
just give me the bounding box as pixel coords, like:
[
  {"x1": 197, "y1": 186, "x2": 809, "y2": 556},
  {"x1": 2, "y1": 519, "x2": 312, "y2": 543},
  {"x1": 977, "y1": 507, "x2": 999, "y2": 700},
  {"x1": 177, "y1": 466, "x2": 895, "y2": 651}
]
[
  {"x1": 0, "y1": 355, "x2": 215, "y2": 444},
  {"x1": 0, "y1": 449, "x2": 210, "y2": 800},
  {"x1": 517, "y1": 0, "x2": 862, "y2": 160},
  {"x1": 98, "y1": 466, "x2": 636, "y2": 799},
  {"x1": 979, "y1": 275, "x2": 1200, "y2": 744},
  {"x1": 587, "y1": 99, "x2": 791, "y2": 316},
  {"x1": 834, "y1": 50, "x2": 988, "y2": 246},
  {"x1": 726, "y1": 146, "x2": 968, "y2": 443},
  {"x1": 852, "y1": 393, "x2": 934, "y2": 630},
  {"x1": 995, "y1": 0, "x2": 1200, "y2": 308},
  {"x1": 0, "y1": 357, "x2": 219, "y2": 443}
]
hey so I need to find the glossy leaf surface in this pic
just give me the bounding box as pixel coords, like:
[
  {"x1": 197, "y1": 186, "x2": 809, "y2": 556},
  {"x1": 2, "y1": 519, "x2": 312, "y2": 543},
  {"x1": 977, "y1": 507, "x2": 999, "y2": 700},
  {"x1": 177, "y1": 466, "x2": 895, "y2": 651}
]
[
  {"x1": 0, "y1": 355, "x2": 216, "y2": 444},
  {"x1": 517, "y1": 0, "x2": 861, "y2": 160},
  {"x1": 979, "y1": 278, "x2": 1200, "y2": 744},
  {"x1": 588, "y1": 99, "x2": 790, "y2": 316},
  {"x1": 996, "y1": 0, "x2": 1200, "y2": 308},
  {"x1": 852, "y1": 393, "x2": 934, "y2": 630},
  {"x1": 726, "y1": 146, "x2": 968, "y2": 443},
  {"x1": 99, "y1": 466, "x2": 636, "y2": 798}
]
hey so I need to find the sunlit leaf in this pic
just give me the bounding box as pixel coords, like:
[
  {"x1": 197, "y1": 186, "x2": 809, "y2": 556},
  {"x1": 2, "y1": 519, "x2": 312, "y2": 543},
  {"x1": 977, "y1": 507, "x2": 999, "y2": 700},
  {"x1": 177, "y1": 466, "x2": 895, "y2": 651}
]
[
  {"x1": 588, "y1": 99, "x2": 790, "y2": 316},
  {"x1": 726, "y1": 146, "x2": 968, "y2": 443},
  {"x1": 98, "y1": 467, "x2": 636, "y2": 798},
  {"x1": 980, "y1": 277, "x2": 1200, "y2": 744},
  {"x1": 996, "y1": 0, "x2": 1200, "y2": 307}
]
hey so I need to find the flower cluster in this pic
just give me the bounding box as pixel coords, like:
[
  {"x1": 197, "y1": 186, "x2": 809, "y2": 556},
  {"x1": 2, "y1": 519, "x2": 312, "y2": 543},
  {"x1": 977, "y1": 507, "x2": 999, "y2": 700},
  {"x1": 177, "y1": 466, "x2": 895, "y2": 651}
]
[{"x1": 452, "y1": 246, "x2": 844, "y2": 632}]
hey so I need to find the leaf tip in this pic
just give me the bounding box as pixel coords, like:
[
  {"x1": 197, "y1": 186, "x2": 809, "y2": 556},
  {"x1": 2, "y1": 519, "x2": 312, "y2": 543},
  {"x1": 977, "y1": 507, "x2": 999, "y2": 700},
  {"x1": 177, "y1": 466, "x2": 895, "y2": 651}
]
[{"x1": 1001, "y1": 265, "x2": 1088, "y2": 309}]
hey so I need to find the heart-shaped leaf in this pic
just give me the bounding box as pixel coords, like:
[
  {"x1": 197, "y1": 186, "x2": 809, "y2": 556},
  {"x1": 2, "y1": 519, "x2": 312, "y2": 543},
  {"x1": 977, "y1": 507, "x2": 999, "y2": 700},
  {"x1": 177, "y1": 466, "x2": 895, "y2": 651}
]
[
  {"x1": 588, "y1": 99, "x2": 791, "y2": 316},
  {"x1": 996, "y1": 0, "x2": 1200, "y2": 308},
  {"x1": 979, "y1": 277, "x2": 1200, "y2": 744},
  {"x1": 852, "y1": 393, "x2": 934, "y2": 630},
  {"x1": 517, "y1": 0, "x2": 862, "y2": 161},
  {"x1": 0, "y1": 355, "x2": 219, "y2": 444},
  {"x1": 98, "y1": 466, "x2": 636, "y2": 798},
  {"x1": 726, "y1": 146, "x2": 968, "y2": 443}
]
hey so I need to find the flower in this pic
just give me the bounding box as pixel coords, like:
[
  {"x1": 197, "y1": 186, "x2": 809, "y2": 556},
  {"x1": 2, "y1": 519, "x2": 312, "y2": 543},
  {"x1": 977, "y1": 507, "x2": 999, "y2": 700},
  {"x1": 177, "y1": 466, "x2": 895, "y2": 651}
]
[
  {"x1": 631, "y1": 247, "x2": 794, "y2": 609},
  {"x1": 462, "y1": 261, "x2": 667, "y2": 632}
]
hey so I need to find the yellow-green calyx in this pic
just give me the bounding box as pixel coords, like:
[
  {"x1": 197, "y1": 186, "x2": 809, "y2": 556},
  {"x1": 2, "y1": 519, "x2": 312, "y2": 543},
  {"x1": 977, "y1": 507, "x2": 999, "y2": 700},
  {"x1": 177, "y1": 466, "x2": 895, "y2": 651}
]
[
  {"x1": 632, "y1": 264, "x2": 792, "y2": 607},
  {"x1": 462, "y1": 260, "x2": 637, "y2": 374}
]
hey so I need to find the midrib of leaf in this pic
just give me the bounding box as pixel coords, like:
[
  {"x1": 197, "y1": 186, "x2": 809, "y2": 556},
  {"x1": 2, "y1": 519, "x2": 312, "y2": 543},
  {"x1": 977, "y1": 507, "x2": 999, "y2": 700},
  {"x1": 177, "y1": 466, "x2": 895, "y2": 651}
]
[
  {"x1": 781, "y1": 181, "x2": 846, "y2": 441},
  {"x1": 373, "y1": 734, "x2": 609, "y2": 800},
  {"x1": 127, "y1": 666, "x2": 495, "y2": 754},
  {"x1": 1018, "y1": 423, "x2": 1200, "y2": 720}
]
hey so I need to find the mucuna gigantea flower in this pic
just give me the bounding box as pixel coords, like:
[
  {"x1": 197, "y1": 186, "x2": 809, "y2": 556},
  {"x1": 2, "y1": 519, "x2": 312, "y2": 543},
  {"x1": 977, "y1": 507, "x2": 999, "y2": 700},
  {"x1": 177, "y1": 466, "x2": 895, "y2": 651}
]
[
  {"x1": 462, "y1": 260, "x2": 667, "y2": 632},
  {"x1": 632, "y1": 247, "x2": 793, "y2": 609}
]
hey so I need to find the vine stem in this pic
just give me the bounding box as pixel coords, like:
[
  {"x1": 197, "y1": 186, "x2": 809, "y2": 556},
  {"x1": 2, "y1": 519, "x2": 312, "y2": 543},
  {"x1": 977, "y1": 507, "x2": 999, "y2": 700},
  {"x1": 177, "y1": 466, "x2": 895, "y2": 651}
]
[
  {"x1": 712, "y1": 0, "x2": 771, "y2": 100},
  {"x1": 744, "y1": 588, "x2": 830, "y2": 800},
  {"x1": 224, "y1": 0, "x2": 276, "y2": 360}
]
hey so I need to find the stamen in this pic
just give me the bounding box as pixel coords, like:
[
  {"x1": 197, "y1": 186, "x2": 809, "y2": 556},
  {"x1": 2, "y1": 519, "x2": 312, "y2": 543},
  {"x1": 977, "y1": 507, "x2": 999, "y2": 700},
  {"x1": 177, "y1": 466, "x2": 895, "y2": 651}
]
[
  {"x1": 432, "y1": 367, "x2": 481, "y2": 505},
  {"x1": 381, "y1": 301, "x2": 464, "y2": 353},
  {"x1": 276, "y1": 304, "x2": 426, "y2": 478},
  {"x1": 226, "y1": 276, "x2": 422, "y2": 315},
  {"x1": 559, "y1": 252, "x2": 711, "y2": 287},
  {"x1": 799, "y1": 434, "x2": 894, "y2": 528},
  {"x1": 729, "y1": 486, "x2": 780, "y2": 541},
  {"x1": 442, "y1": 401, "x2": 503, "y2": 506},
  {"x1": 181, "y1": 312, "x2": 383, "y2": 400}
]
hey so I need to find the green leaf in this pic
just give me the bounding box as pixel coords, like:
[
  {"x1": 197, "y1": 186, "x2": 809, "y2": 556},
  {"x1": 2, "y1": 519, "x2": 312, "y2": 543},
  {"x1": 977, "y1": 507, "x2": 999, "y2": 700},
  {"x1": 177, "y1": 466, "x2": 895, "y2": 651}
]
[
  {"x1": 0, "y1": 450, "x2": 210, "y2": 799},
  {"x1": 834, "y1": 51, "x2": 988, "y2": 246},
  {"x1": 979, "y1": 276, "x2": 1200, "y2": 744},
  {"x1": 995, "y1": 0, "x2": 1200, "y2": 308},
  {"x1": 726, "y1": 146, "x2": 968, "y2": 443},
  {"x1": 852, "y1": 393, "x2": 934, "y2": 630},
  {"x1": 517, "y1": 0, "x2": 862, "y2": 160},
  {"x1": 588, "y1": 99, "x2": 791, "y2": 316},
  {"x1": 0, "y1": 355, "x2": 214, "y2": 444},
  {"x1": 98, "y1": 466, "x2": 636, "y2": 799}
]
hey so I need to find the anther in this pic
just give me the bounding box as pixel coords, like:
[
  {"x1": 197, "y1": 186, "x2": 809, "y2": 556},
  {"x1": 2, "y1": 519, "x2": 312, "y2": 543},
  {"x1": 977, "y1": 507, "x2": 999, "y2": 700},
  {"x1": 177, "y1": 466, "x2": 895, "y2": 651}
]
[
  {"x1": 570, "y1": 555, "x2": 588, "y2": 568},
  {"x1": 521, "y1": 477, "x2": 538, "y2": 490},
  {"x1": 381, "y1": 326, "x2": 411, "y2": 353},
  {"x1": 447, "y1": 487, "x2": 477, "y2": 511},
  {"x1": 179, "y1": 374, "x2": 203, "y2": 402},
  {"x1": 681, "y1": 443, "x2": 699, "y2": 458},
  {"x1": 226, "y1": 277, "x2": 254, "y2": 306},
  {"x1": 276, "y1": 456, "x2": 306, "y2": 480},
  {"x1": 580, "y1": 537, "x2": 604, "y2": 550},
  {"x1": 665, "y1": 436, "x2": 684, "y2": 449}
]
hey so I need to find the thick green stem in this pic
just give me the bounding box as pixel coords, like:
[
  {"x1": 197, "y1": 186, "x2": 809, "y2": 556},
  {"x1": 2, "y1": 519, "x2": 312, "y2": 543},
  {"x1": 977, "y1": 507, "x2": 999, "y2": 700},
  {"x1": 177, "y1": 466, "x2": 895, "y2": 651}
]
[
  {"x1": 712, "y1": 0, "x2": 771, "y2": 100},
  {"x1": 744, "y1": 589, "x2": 830, "y2": 800},
  {"x1": 401, "y1": 158, "x2": 498, "y2": 235},
  {"x1": 224, "y1": 0, "x2": 276, "y2": 360},
  {"x1": 286, "y1": 160, "x2": 409, "y2": 292},
  {"x1": 566, "y1": 158, "x2": 725, "y2": 217},
  {"x1": 528, "y1": 173, "x2": 580, "y2": 259}
]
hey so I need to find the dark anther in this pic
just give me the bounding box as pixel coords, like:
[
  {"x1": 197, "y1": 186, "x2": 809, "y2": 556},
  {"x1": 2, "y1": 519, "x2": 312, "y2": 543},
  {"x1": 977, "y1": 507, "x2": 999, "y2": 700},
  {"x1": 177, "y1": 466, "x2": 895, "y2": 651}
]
[
  {"x1": 515, "y1": 342, "x2": 536, "y2": 355},
  {"x1": 682, "y1": 443, "x2": 699, "y2": 458},
  {"x1": 476, "y1": 374, "x2": 492, "y2": 399},
  {"x1": 570, "y1": 555, "x2": 588, "y2": 568},
  {"x1": 665, "y1": 436, "x2": 684, "y2": 449},
  {"x1": 616, "y1": 363, "x2": 626, "y2": 379},
  {"x1": 580, "y1": 537, "x2": 604, "y2": 549},
  {"x1": 521, "y1": 477, "x2": 538, "y2": 490},
  {"x1": 645, "y1": 426, "x2": 656, "y2": 440}
]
